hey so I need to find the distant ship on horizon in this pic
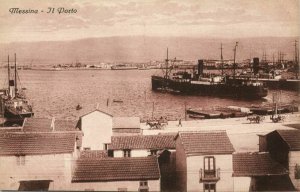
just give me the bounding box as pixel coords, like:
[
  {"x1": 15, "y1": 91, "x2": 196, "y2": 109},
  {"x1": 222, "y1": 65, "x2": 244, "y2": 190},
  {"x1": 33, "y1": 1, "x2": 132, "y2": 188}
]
[{"x1": 111, "y1": 64, "x2": 138, "y2": 70}]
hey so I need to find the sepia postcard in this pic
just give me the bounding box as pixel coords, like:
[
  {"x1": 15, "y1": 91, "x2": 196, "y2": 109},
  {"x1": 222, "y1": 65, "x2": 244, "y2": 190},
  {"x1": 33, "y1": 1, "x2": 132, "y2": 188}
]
[{"x1": 0, "y1": 0, "x2": 299, "y2": 191}]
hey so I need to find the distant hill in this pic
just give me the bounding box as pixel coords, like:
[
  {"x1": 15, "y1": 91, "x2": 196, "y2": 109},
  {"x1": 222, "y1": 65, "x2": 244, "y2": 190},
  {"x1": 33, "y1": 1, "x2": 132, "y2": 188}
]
[{"x1": 0, "y1": 36, "x2": 298, "y2": 65}]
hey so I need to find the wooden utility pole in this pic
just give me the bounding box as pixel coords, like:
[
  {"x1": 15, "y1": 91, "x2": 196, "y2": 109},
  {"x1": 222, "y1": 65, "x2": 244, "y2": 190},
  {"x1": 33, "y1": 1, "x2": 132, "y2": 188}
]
[
  {"x1": 152, "y1": 102, "x2": 155, "y2": 119},
  {"x1": 15, "y1": 53, "x2": 17, "y2": 97},
  {"x1": 184, "y1": 102, "x2": 187, "y2": 121},
  {"x1": 220, "y1": 43, "x2": 224, "y2": 76}
]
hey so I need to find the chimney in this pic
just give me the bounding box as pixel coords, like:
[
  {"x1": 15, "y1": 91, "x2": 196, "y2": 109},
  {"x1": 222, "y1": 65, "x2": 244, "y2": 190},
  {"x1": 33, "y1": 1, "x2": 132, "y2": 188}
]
[
  {"x1": 198, "y1": 60, "x2": 204, "y2": 76},
  {"x1": 253, "y1": 58, "x2": 259, "y2": 75},
  {"x1": 9, "y1": 80, "x2": 15, "y2": 98}
]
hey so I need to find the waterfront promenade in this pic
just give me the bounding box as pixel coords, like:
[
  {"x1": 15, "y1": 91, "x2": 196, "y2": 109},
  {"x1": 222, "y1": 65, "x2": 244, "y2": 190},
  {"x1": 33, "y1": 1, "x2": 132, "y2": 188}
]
[{"x1": 142, "y1": 113, "x2": 300, "y2": 152}]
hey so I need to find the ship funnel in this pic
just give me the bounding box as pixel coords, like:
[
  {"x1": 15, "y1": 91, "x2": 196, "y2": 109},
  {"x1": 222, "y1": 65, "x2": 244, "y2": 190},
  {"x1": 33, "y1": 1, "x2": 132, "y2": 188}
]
[
  {"x1": 253, "y1": 57, "x2": 259, "y2": 75},
  {"x1": 9, "y1": 80, "x2": 15, "y2": 98},
  {"x1": 198, "y1": 60, "x2": 204, "y2": 76}
]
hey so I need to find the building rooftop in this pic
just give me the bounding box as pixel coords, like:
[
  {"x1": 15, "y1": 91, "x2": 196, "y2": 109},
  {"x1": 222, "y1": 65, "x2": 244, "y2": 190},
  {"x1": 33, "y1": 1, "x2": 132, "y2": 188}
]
[
  {"x1": 0, "y1": 127, "x2": 22, "y2": 134},
  {"x1": 109, "y1": 135, "x2": 176, "y2": 150},
  {"x1": 176, "y1": 131, "x2": 235, "y2": 155},
  {"x1": 72, "y1": 156, "x2": 160, "y2": 182},
  {"x1": 23, "y1": 118, "x2": 53, "y2": 132},
  {"x1": 22, "y1": 118, "x2": 79, "y2": 132},
  {"x1": 79, "y1": 150, "x2": 108, "y2": 159},
  {"x1": 233, "y1": 152, "x2": 288, "y2": 177},
  {"x1": 0, "y1": 132, "x2": 76, "y2": 155},
  {"x1": 276, "y1": 129, "x2": 300, "y2": 151},
  {"x1": 112, "y1": 117, "x2": 140, "y2": 129},
  {"x1": 54, "y1": 119, "x2": 79, "y2": 131}
]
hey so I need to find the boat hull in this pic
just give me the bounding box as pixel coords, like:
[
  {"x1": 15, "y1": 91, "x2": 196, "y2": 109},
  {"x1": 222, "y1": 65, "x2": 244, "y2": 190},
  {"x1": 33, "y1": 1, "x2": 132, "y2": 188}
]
[
  {"x1": 4, "y1": 108, "x2": 34, "y2": 119},
  {"x1": 152, "y1": 76, "x2": 268, "y2": 99}
]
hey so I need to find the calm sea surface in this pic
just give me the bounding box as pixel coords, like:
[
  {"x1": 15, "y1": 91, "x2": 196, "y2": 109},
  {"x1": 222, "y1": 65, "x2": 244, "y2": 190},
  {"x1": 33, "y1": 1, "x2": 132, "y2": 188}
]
[{"x1": 0, "y1": 69, "x2": 299, "y2": 121}]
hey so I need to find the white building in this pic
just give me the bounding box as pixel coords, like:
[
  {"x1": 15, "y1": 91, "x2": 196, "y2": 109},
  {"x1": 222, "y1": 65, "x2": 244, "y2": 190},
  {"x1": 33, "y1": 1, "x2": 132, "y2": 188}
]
[
  {"x1": 78, "y1": 110, "x2": 113, "y2": 150},
  {"x1": 78, "y1": 110, "x2": 142, "y2": 150},
  {"x1": 175, "y1": 131, "x2": 235, "y2": 192},
  {"x1": 0, "y1": 132, "x2": 78, "y2": 191}
]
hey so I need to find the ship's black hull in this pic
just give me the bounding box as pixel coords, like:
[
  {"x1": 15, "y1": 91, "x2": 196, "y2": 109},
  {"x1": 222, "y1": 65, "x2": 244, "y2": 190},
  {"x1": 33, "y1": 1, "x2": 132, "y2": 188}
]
[
  {"x1": 4, "y1": 108, "x2": 34, "y2": 125},
  {"x1": 261, "y1": 79, "x2": 299, "y2": 92},
  {"x1": 152, "y1": 76, "x2": 268, "y2": 99}
]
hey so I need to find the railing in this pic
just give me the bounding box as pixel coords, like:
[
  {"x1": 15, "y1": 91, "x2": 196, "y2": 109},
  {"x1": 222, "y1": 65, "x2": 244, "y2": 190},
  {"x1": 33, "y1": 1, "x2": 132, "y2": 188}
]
[{"x1": 199, "y1": 168, "x2": 220, "y2": 182}]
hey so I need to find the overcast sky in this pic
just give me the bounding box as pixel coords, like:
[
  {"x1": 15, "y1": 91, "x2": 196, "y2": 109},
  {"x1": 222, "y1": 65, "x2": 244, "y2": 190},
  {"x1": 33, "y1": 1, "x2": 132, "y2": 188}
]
[{"x1": 0, "y1": 0, "x2": 299, "y2": 43}]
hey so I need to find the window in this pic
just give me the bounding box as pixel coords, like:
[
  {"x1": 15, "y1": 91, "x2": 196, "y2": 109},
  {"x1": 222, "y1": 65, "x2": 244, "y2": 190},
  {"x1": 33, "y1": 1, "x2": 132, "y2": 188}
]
[
  {"x1": 139, "y1": 181, "x2": 149, "y2": 192},
  {"x1": 204, "y1": 156, "x2": 216, "y2": 178},
  {"x1": 83, "y1": 147, "x2": 91, "y2": 150},
  {"x1": 204, "y1": 183, "x2": 216, "y2": 192},
  {"x1": 16, "y1": 155, "x2": 25, "y2": 166},
  {"x1": 150, "y1": 150, "x2": 157, "y2": 156},
  {"x1": 103, "y1": 143, "x2": 109, "y2": 150},
  {"x1": 124, "y1": 149, "x2": 131, "y2": 157},
  {"x1": 295, "y1": 164, "x2": 300, "y2": 179},
  {"x1": 108, "y1": 150, "x2": 114, "y2": 157},
  {"x1": 140, "y1": 181, "x2": 148, "y2": 187}
]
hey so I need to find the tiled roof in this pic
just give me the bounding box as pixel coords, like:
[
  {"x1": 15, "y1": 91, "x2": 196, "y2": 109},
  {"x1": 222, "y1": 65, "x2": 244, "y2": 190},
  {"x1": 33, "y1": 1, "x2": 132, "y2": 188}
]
[
  {"x1": 109, "y1": 135, "x2": 176, "y2": 150},
  {"x1": 54, "y1": 119, "x2": 78, "y2": 131},
  {"x1": 22, "y1": 118, "x2": 79, "y2": 132},
  {"x1": 0, "y1": 132, "x2": 76, "y2": 155},
  {"x1": 177, "y1": 131, "x2": 235, "y2": 155},
  {"x1": 113, "y1": 128, "x2": 141, "y2": 133},
  {"x1": 80, "y1": 150, "x2": 108, "y2": 159},
  {"x1": 112, "y1": 117, "x2": 140, "y2": 129},
  {"x1": 276, "y1": 129, "x2": 300, "y2": 151},
  {"x1": 0, "y1": 127, "x2": 22, "y2": 134},
  {"x1": 72, "y1": 156, "x2": 160, "y2": 182},
  {"x1": 80, "y1": 109, "x2": 113, "y2": 118},
  {"x1": 233, "y1": 152, "x2": 288, "y2": 177},
  {"x1": 23, "y1": 118, "x2": 53, "y2": 132}
]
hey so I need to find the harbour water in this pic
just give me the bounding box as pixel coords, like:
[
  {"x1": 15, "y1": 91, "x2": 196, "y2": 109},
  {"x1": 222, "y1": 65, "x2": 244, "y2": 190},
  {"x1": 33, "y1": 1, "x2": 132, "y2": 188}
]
[{"x1": 0, "y1": 69, "x2": 299, "y2": 121}]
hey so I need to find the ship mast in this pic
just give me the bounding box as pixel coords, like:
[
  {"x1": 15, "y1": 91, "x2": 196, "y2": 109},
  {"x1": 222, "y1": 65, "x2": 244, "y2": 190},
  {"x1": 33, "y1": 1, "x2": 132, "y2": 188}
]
[
  {"x1": 7, "y1": 55, "x2": 10, "y2": 92},
  {"x1": 233, "y1": 42, "x2": 238, "y2": 79},
  {"x1": 15, "y1": 53, "x2": 17, "y2": 97},
  {"x1": 165, "y1": 48, "x2": 169, "y2": 79},
  {"x1": 294, "y1": 40, "x2": 299, "y2": 78},
  {"x1": 220, "y1": 43, "x2": 224, "y2": 76}
]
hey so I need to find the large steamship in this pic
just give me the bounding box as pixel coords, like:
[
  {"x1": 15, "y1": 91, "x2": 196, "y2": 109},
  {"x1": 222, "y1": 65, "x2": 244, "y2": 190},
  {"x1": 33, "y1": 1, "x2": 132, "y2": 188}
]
[
  {"x1": 0, "y1": 54, "x2": 34, "y2": 125},
  {"x1": 151, "y1": 44, "x2": 268, "y2": 99}
]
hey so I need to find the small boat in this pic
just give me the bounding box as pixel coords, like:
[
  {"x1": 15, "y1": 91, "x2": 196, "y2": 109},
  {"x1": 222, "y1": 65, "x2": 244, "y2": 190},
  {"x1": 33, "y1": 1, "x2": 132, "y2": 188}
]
[
  {"x1": 76, "y1": 104, "x2": 82, "y2": 110},
  {"x1": 189, "y1": 114, "x2": 205, "y2": 119},
  {"x1": 113, "y1": 99, "x2": 123, "y2": 103}
]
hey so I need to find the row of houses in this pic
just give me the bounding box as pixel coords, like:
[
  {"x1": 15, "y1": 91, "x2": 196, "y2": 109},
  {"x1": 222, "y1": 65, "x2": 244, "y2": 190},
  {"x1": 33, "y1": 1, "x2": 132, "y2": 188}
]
[{"x1": 0, "y1": 110, "x2": 299, "y2": 191}]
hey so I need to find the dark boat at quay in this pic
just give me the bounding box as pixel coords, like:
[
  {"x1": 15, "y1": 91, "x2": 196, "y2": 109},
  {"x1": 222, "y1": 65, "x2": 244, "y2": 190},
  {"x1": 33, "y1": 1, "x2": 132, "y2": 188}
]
[
  {"x1": 0, "y1": 54, "x2": 34, "y2": 125},
  {"x1": 151, "y1": 43, "x2": 268, "y2": 100}
]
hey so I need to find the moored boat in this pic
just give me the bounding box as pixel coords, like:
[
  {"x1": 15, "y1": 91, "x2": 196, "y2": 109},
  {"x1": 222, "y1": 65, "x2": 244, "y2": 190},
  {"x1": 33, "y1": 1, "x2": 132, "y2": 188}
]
[
  {"x1": 1, "y1": 54, "x2": 34, "y2": 124},
  {"x1": 151, "y1": 44, "x2": 268, "y2": 99}
]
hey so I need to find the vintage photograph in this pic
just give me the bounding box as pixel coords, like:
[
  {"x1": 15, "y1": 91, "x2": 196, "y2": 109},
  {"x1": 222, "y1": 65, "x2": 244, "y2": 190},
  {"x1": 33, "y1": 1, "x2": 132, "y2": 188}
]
[{"x1": 0, "y1": 0, "x2": 299, "y2": 191}]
